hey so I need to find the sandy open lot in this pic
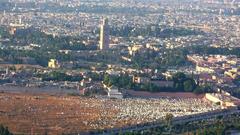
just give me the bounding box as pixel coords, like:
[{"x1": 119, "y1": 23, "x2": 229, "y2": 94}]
[{"x1": 0, "y1": 93, "x2": 118, "y2": 134}]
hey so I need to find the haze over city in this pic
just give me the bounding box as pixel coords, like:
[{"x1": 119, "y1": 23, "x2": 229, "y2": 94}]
[{"x1": 0, "y1": 0, "x2": 240, "y2": 134}]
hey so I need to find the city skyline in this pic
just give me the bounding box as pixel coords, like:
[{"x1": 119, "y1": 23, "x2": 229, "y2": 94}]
[{"x1": 0, "y1": 0, "x2": 239, "y2": 134}]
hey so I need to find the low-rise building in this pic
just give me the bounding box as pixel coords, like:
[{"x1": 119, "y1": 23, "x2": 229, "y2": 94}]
[
  {"x1": 196, "y1": 64, "x2": 215, "y2": 73},
  {"x1": 48, "y1": 59, "x2": 60, "y2": 69},
  {"x1": 224, "y1": 68, "x2": 240, "y2": 79},
  {"x1": 132, "y1": 76, "x2": 150, "y2": 84},
  {"x1": 205, "y1": 93, "x2": 240, "y2": 109},
  {"x1": 107, "y1": 86, "x2": 123, "y2": 99}
]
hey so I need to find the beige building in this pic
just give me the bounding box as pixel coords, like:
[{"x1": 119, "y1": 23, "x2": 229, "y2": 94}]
[
  {"x1": 196, "y1": 65, "x2": 215, "y2": 73},
  {"x1": 132, "y1": 76, "x2": 150, "y2": 84},
  {"x1": 128, "y1": 45, "x2": 143, "y2": 56},
  {"x1": 205, "y1": 93, "x2": 240, "y2": 109},
  {"x1": 48, "y1": 59, "x2": 59, "y2": 68},
  {"x1": 224, "y1": 68, "x2": 240, "y2": 79}
]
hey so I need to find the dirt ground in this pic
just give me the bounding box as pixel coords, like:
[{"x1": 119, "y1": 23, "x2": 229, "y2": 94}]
[
  {"x1": 0, "y1": 91, "x2": 219, "y2": 135},
  {"x1": 0, "y1": 92, "x2": 119, "y2": 135}
]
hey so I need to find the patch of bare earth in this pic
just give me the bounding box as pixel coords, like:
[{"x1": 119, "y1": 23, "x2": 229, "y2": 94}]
[{"x1": 0, "y1": 93, "x2": 118, "y2": 134}]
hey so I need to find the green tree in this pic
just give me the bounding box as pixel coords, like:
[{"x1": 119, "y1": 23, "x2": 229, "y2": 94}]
[
  {"x1": 184, "y1": 79, "x2": 196, "y2": 92},
  {"x1": 172, "y1": 72, "x2": 186, "y2": 82},
  {"x1": 194, "y1": 86, "x2": 204, "y2": 94},
  {"x1": 0, "y1": 125, "x2": 13, "y2": 135},
  {"x1": 103, "y1": 74, "x2": 111, "y2": 86}
]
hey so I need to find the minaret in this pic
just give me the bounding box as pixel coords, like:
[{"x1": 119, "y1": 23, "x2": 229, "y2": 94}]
[
  {"x1": 99, "y1": 18, "x2": 110, "y2": 50},
  {"x1": 19, "y1": 16, "x2": 22, "y2": 24}
]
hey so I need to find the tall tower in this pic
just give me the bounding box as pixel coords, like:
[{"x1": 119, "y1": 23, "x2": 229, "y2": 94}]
[{"x1": 99, "y1": 18, "x2": 110, "y2": 50}]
